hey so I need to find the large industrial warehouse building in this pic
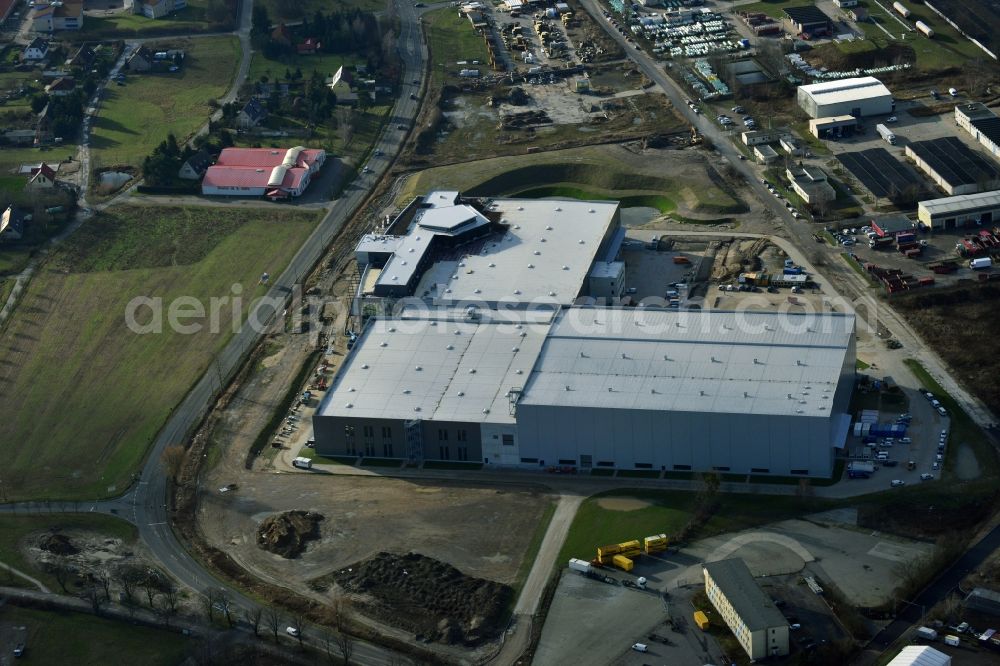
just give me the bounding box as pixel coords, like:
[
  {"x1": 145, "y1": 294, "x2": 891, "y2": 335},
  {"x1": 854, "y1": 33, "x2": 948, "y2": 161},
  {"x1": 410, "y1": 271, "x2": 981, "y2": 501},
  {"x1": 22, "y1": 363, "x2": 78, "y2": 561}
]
[
  {"x1": 918, "y1": 190, "x2": 1000, "y2": 229},
  {"x1": 797, "y1": 77, "x2": 892, "y2": 119},
  {"x1": 313, "y1": 191, "x2": 856, "y2": 478},
  {"x1": 905, "y1": 137, "x2": 1000, "y2": 196}
]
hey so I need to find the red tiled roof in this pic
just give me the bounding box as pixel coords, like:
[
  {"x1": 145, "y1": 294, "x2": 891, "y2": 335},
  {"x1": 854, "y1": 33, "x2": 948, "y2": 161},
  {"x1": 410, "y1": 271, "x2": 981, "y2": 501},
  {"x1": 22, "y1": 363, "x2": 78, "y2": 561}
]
[
  {"x1": 213, "y1": 147, "x2": 324, "y2": 170},
  {"x1": 32, "y1": 163, "x2": 57, "y2": 180},
  {"x1": 202, "y1": 165, "x2": 308, "y2": 191}
]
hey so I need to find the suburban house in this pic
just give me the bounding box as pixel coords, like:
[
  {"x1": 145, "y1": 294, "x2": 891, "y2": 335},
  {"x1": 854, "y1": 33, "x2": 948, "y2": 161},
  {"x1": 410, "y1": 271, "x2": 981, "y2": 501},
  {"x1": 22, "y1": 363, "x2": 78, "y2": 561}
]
[
  {"x1": 33, "y1": 0, "x2": 84, "y2": 32},
  {"x1": 786, "y1": 164, "x2": 836, "y2": 205},
  {"x1": 0, "y1": 206, "x2": 25, "y2": 242},
  {"x1": 236, "y1": 97, "x2": 267, "y2": 129},
  {"x1": 66, "y1": 43, "x2": 96, "y2": 69},
  {"x1": 45, "y1": 76, "x2": 76, "y2": 96},
  {"x1": 178, "y1": 150, "x2": 212, "y2": 180},
  {"x1": 23, "y1": 38, "x2": 50, "y2": 61},
  {"x1": 271, "y1": 24, "x2": 293, "y2": 46},
  {"x1": 133, "y1": 0, "x2": 187, "y2": 19},
  {"x1": 127, "y1": 46, "x2": 154, "y2": 72},
  {"x1": 297, "y1": 37, "x2": 321, "y2": 55},
  {"x1": 27, "y1": 163, "x2": 57, "y2": 190},
  {"x1": 326, "y1": 66, "x2": 358, "y2": 104}
]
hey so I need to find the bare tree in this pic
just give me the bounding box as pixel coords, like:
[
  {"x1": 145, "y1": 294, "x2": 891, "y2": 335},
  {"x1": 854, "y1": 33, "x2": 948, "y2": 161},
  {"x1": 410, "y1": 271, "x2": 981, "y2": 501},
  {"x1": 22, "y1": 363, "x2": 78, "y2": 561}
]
[
  {"x1": 290, "y1": 614, "x2": 305, "y2": 649},
  {"x1": 96, "y1": 568, "x2": 112, "y2": 601},
  {"x1": 337, "y1": 107, "x2": 357, "y2": 147},
  {"x1": 160, "y1": 583, "x2": 180, "y2": 626},
  {"x1": 83, "y1": 585, "x2": 104, "y2": 615},
  {"x1": 265, "y1": 606, "x2": 282, "y2": 642},
  {"x1": 142, "y1": 573, "x2": 161, "y2": 608},
  {"x1": 51, "y1": 557, "x2": 71, "y2": 593},
  {"x1": 217, "y1": 588, "x2": 235, "y2": 628},
  {"x1": 333, "y1": 629, "x2": 354, "y2": 665},
  {"x1": 202, "y1": 588, "x2": 218, "y2": 623},
  {"x1": 161, "y1": 445, "x2": 186, "y2": 481},
  {"x1": 244, "y1": 606, "x2": 263, "y2": 637},
  {"x1": 116, "y1": 565, "x2": 138, "y2": 605}
]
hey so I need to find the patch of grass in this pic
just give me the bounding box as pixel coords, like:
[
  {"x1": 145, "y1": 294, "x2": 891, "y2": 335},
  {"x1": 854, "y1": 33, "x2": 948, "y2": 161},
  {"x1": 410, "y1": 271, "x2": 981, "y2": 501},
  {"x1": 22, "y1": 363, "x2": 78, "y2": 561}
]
[
  {"x1": 856, "y1": 359, "x2": 871, "y2": 371},
  {"x1": 89, "y1": 36, "x2": 239, "y2": 169},
  {"x1": 422, "y1": 461, "x2": 484, "y2": 470},
  {"x1": 0, "y1": 605, "x2": 190, "y2": 665},
  {"x1": 669, "y1": 213, "x2": 736, "y2": 226},
  {"x1": 0, "y1": 205, "x2": 320, "y2": 501},
  {"x1": 903, "y1": 358, "x2": 997, "y2": 478},
  {"x1": 425, "y1": 7, "x2": 492, "y2": 85},
  {"x1": 398, "y1": 145, "x2": 742, "y2": 214},
  {"x1": 247, "y1": 52, "x2": 365, "y2": 91},
  {"x1": 76, "y1": 0, "x2": 230, "y2": 39},
  {"x1": 840, "y1": 252, "x2": 876, "y2": 286},
  {"x1": 0, "y1": 514, "x2": 136, "y2": 591}
]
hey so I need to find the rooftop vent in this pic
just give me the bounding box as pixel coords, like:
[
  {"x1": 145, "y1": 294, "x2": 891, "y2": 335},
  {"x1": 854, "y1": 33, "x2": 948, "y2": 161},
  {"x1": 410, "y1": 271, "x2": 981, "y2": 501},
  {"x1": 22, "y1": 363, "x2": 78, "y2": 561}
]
[
  {"x1": 565, "y1": 385, "x2": 571, "y2": 391},
  {"x1": 388, "y1": 327, "x2": 396, "y2": 332},
  {"x1": 482, "y1": 408, "x2": 490, "y2": 414},
  {"x1": 533, "y1": 250, "x2": 541, "y2": 256},
  {"x1": 446, "y1": 344, "x2": 454, "y2": 350},
  {"x1": 348, "y1": 387, "x2": 355, "y2": 392},
  {"x1": 528, "y1": 264, "x2": 534, "y2": 269},
  {"x1": 489, "y1": 262, "x2": 496, "y2": 267},
  {"x1": 403, "y1": 389, "x2": 411, "y2": 394},
  {"x1": 540, "y1": 238, "x2": 547, "y2": 243},
  {"x1": 415, "y1": 366, "x2": 422, "y2": 371},
  {"x1": 517, "y1": 206, "x2": 523, "y2": 210},
  {"x1": 699, "y1": 390, "x2": 705, "y2": 397},
  {"x1": 578, "y1": 239, "x2": 584, "y2": 244},
  {"x1": 512, "y1": 347, "x2": 519, "y2": 352},
  {"x1": 621, "y1": 353, "x2": 629, "y2": 359},
  {"x1": 458, "y1": 391, "x2": 464, "y2": 396},
  {"x1": 589, "y1": 208, "x2": 595, "y2": 213},
  {"x1": 346, "y1": 403, "x2": 353, "y2": 408},
  {"x1": 474, "y1": 288, "x2": 481, "y2": 293},
  {"x1": 469, "y1": 368, "x2": 477, "y2": 374},
  {"x1": 380, "y1": 342, "x2": 388, "y2": 347},
  {"x1": 361, "y1": 364, "x2": 369, "y2": 369},
  {"x1": 414, "y1": 406, "x2": 421, "y2": 412},
  {"x1": 744, "y1": 392, "x2": 749, "y2": 398},
  {"x1": 516, "y1": 369, "x2": 523, "y2": 375},
  {"x1": 562, "y1": 265, "x2": 569, "y2": 270},
  {"x1": 545, "y1": 225, "x2": 553, "y2": 231},
  {"x1": 514, "y1": 289, "x2": 521, "y2": 295}
]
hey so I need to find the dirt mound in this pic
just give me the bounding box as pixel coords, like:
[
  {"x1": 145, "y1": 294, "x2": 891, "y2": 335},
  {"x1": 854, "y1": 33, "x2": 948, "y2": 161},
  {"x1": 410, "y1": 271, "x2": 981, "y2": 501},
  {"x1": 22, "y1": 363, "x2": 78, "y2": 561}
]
[
  {"x1": 334, "y1": 552, "x2": 512, "y2": 646},
  {"x1": 256, "y1": 511, "x2": 324, "y2": 559},
  {"x1": 39, "y1": 533, "x2": 78, "y2": 556}
]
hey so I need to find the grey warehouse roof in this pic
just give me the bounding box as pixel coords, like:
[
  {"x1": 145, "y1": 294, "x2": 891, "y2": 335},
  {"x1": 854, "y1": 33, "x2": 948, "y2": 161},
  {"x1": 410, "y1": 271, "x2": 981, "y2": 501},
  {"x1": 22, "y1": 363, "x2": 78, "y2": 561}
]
[
  {"x1": 919, "y1": 189, "x2": 1000, "y2": 216},
  {"x1": 703, "y1": 559, "x2": 788, "y2": 632},
  {"x1": 316, "y1": 312, "x2": 552, "y2": 424},
  {"x1": 799, "y1": 77, "x2": 891, "y2": 106},
  {"x1": 517, "y1": 308, "x2": 854, "y2": 417}
]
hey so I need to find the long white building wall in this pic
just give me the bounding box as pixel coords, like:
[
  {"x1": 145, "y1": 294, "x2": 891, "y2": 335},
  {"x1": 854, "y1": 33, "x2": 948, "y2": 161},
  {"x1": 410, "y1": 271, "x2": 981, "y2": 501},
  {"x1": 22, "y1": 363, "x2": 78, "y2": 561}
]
[{"x1": 515, "y1": 406, "x2": 836, "y2": 476}]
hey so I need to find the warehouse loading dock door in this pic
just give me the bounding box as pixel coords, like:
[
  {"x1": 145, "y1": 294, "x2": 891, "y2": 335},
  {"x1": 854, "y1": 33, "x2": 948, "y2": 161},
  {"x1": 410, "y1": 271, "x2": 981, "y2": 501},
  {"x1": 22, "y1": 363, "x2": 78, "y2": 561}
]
[{"x1": 579, "y1": 454, "x2": 592, "y2": 469}]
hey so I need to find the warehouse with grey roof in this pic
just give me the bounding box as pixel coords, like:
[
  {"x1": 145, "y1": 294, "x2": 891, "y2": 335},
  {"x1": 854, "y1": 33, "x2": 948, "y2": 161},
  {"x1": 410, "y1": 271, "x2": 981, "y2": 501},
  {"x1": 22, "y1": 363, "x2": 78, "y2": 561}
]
[{"x1": 314, "y1": 193, "x2": 856, "y2": 478}]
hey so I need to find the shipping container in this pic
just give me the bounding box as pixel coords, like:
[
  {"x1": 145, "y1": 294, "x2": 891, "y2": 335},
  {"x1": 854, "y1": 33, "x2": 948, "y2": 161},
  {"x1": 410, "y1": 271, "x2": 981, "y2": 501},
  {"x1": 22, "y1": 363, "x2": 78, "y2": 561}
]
[
  {"x1": 612, "y1": 554, "x2": 634, "y2": 571},
  {"x1": 893, "y1": 1, "x2": 911, "y2": 18},
  {"x1": 915, "y1": 20, "x2": 934, "y2": 37},
  {"x1": 644, "y1": 534, "x2": 668, "y2": 553},
  {"x1": 597, "y1": 543, "x2": 622, "y2": 560},
  {"x1": 694, "y1": 611, "x2": 710, "y2": 630}
]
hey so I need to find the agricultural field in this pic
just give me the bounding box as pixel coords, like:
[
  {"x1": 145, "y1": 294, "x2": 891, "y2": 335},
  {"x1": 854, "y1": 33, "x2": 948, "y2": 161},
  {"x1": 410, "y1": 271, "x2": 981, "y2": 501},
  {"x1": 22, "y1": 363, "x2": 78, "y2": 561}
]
[
  {"x1": 89, "y1": 36, "x2": 239, "y2": 169},
  {"x1": 0, "y1": 606, "x2": 191, "y2": 666},
  {"x1": 0, "y1": 204, "x2": 320, "y2": 501},
  {"x1": 76, "y1": 0, "x2": 235, "y2": 39},
  {"x1": 397, "y1": 144, "x2": 745, "y2": 216}
]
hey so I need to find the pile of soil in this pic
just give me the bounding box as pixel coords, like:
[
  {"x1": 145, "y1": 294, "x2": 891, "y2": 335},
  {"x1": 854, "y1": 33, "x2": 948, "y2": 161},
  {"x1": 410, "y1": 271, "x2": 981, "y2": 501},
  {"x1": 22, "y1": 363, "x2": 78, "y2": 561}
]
[
  {"x1": 256, "y1": 511, "x2": 324, "y2": 559},
  {"x1": 39, "y1": 533, "x2": 78, "y2": 556},
  {"x1": 334, "y1": 551, "x2": 512, "y2": 646}
]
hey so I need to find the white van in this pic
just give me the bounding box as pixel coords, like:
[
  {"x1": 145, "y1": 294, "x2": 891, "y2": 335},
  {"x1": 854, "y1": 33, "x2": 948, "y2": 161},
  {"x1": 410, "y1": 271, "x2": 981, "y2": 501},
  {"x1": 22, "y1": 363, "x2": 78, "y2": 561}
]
[{"x1": 292, "y1": 457, "x2": 313, "y2": 470}]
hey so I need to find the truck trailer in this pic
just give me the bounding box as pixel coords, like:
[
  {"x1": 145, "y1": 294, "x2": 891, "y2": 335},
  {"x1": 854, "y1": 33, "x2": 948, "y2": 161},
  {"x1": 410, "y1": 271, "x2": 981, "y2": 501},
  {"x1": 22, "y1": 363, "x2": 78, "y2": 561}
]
[
  {"x1": 877, "y1": 124, "x2": 896, "y2": 145},
  {"x1": 971, "y1": 257, "x2": 993, "y2": 270},
  {"x1": 568, "y1": 558, "x2": 593, "y2": 575}
]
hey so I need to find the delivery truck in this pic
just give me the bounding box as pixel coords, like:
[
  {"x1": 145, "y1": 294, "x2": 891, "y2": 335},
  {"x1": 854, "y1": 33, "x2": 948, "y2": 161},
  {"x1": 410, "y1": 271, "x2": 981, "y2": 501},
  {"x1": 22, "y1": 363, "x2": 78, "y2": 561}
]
[
  {"x1": 291, "y1": 457, "x2": 313, "y2": 469},
  {"x1": 916, "y1": 626, "x2": 938, "y2": 641},
  {"x1": 971, "y1": 257, "x2": 993, "y2": 270}
]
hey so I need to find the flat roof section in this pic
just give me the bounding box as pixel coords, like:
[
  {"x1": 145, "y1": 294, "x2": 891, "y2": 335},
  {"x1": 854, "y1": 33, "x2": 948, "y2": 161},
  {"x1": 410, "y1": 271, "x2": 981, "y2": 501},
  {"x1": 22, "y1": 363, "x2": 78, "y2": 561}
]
[
  {"x1": 799, "y1": 77, "x2": 890, "y2": 106},
  {"x1": 518, "y1": 308, "x2": 854, "y2": 418},
  {"x1": 704, "y1": 559, "x2": 789, "y2": 632},
  {"x1": 836, "y1": 149, "x2": 922, "y2": 200},
  {"x1": 919, "y1": 190, "x2": 1000, "y2": 217},
  {"x1": 784, "y1": 5, "x2": 832, "y2": 25},
  {"x1": 971, "y1": 117, "x2": 1000, "y2": 149},
  {"x1": 906, "y1": 137, "x2": 1000, "y2": 188},
  {"x1": 317, "y1": 314, "x2": 552, "y2": 424}
]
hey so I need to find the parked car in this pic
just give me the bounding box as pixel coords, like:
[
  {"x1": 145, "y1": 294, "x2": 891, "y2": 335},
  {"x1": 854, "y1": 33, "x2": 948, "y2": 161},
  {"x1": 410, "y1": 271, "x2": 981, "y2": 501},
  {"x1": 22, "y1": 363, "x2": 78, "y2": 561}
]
[
  {"x1": 920, "y1": 473, "x2": 934, "y2": 481},
  {"x1": 886, "y1": 116, "x2": 898, "y2": 123},
  {"x1": 890, "y1": 479, "x2": 905, "y2": 487},
  {"x1": 286, "y1": 626, "x2": 301, "y2": 637},
  {"x1": 631, "y1": 643, "x2": 648, "y2": 653}
]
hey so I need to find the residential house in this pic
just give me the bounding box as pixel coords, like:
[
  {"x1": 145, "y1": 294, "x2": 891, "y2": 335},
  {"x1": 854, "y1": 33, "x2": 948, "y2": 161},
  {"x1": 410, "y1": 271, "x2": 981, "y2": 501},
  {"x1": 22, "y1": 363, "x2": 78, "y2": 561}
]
[
  {"x1": 326, "y1": 66, "x2": 358, "y2": 104},
  {"x1": 178, "y1": 150, "x2": 212, "y2": 180},
  {"x1": 27, "y1": 163, "x2": 57, "y2": 190},
  {"x1": 23, "y1": 38, "x2": 50, "y2": 61},
  {"x1": 297, "y1": 37, "x2": 321, "y2": 55},
  {"x1": 786, "y1": 164, "x2": 836, "y2": 205},
  {"x1": 133, "y1": 0, "x2": 187, "y2": 19},
  {"x1": 0, "y1": 206, "x2": 25, "y2": 242},
  {"x1": 271, "y1": 24, "x2": 293, "y2": 46},
  {"x1": 33, "y1": 0, "x2": 84, "y2": 31},
  {"x1": 236, "y1": 97, "x2": 267, "y2": 129},
  {"x1": 127, "y1": 46, "x2": 154, "y2": 72},
  {"x1": 66, "y1": 43, "x2": 96, "y2": 69},
  {"x1": 45, "y1": 76, "x2": 76, "y2": 96}
]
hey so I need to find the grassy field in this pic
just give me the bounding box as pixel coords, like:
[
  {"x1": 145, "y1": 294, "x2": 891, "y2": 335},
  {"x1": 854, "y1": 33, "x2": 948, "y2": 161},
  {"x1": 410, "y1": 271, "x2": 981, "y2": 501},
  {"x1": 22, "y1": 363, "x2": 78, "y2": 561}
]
[
  {"x1": 76, "y1": 0, "x2": 232, "y2": 39},
  {"x1": 247, "y1": 51, "x2": 364, "y2": 89},
  {"x1": 397, "y1": 145, "x2": 743, "y2": 214},
  {"x1": 0, "y1": 605, "x2": 191, "y2": 665},
  {"x1": 557, "y1": 489, "x2": 830, "y2": 563},
  {"x1": 0, "y1": 205, "x2": 320, "y2": 501},
  {"x1": 0, "y1": 514, "x2": 136, "y2": 591},
  {"x1": 89, "y1": 36, "x2": 239, "y2": 169},
  {"x1": 425, "y1": 7, "x2": 493, "y2": 85}
]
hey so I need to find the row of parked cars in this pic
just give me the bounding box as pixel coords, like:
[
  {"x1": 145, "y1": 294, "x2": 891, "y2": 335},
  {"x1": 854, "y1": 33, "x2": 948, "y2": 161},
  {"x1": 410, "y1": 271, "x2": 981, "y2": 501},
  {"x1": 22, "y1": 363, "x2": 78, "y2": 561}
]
[{"x1": 760, "y1": 179, "x2": 804, "y2": 219}]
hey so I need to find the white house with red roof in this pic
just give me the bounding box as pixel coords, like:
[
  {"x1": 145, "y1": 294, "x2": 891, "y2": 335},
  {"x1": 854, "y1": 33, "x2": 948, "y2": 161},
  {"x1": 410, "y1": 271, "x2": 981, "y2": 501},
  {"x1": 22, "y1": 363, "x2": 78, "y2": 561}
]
[
  {"x1": 26, "y1": 163, "x2": 57, "y2": 190},
  {"x1": 201, "y1": 147, "x2": 326, "y2": 199}
]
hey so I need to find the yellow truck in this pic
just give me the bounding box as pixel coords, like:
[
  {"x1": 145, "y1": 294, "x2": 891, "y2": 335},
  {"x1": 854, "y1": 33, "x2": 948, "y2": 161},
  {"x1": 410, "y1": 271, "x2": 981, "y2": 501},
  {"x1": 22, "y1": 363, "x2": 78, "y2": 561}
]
[{"x1": 694, "y1": 611, "x2": 710, "y2": 631}]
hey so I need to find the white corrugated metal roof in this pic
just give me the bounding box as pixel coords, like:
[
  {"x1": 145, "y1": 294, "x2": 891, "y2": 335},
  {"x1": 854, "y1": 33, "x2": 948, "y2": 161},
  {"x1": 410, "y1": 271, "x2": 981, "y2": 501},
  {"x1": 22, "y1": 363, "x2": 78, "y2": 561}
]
[
  {"x1": 887, "y1": 646, "x2": 951, "y2": 666},
  {"x1": 317, "y1": 313, "x2": 552, "y2": 423},
  {"x1": 800, "y1": 76, "x2": 891, "y2": 105},
  {"x1": 919, "y1": 189, "x2": 1000, "y2": 217},
  {"x1": 518, "y1": 308, "x2": 854, "y2": 417}
]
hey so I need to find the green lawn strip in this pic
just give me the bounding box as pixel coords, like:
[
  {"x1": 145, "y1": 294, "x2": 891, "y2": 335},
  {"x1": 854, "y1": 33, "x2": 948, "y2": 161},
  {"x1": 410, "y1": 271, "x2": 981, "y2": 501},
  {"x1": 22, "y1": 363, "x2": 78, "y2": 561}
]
[
  {"x1": 422, "y1": 461, "x2": 483, "y2": 470},
  {"x1": 903, "y1": 358, "x2": 997, "y2": 477},
  {"x1": 425, "y1": 8, "x2": 492, "y2": 85},
  {"x1": 90, "y1": 36, "x2": 239, "y2": 168},
  {"x1": 0, "y1": 205, "x2": 319, "y2": 501},
  {"x1": 0, "y1": 514, "x2": 136, "y2": 591},
  {"x1": 840, "y1": 252, "x2": 877, "y2": 286},
  {"x1": 856, "y1": 359, "x2": 871, "y2": 370},
  {"x1": 247, "y1": 52, "x2": 365, "y2": 90},
  {"x1": 513, "y1": 185, "x2": 676, "y2": 213},
  {"x1": 76, "y1": 0, "x2": 228, "y2": 40},
  {"x1": 505, "y1": 498, "x2": 557, "y2": 619},
  {"x1": 0, "y1": 605, "x2": 190, "y2": 666}
]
